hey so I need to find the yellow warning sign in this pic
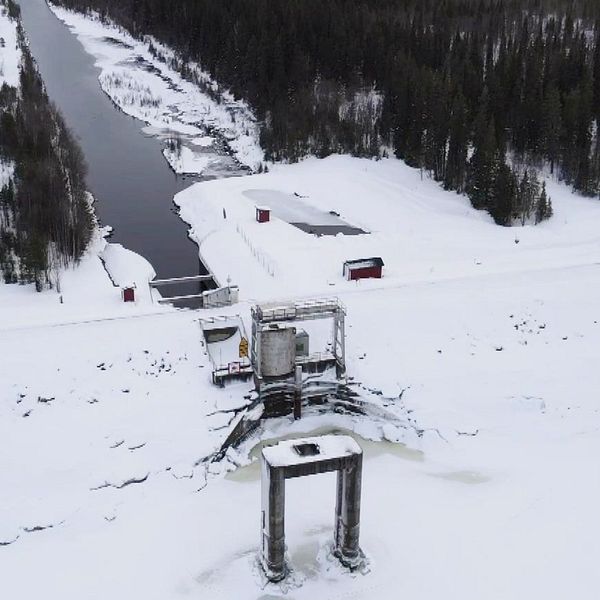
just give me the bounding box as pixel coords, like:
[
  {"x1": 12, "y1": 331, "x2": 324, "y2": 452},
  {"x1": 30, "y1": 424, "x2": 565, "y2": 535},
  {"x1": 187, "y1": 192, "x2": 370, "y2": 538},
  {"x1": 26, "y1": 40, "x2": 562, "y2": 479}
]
[{"x1": 239, "y1": 337, "x2": 249, "y2": 358}]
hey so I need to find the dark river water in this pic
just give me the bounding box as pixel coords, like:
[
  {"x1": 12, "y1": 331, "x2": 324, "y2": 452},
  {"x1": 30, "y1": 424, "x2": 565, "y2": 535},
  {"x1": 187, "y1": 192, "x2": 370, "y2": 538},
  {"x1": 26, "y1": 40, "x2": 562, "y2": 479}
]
[{"x1": 17, "y1": 0, "x2": 209, "y2": 287}]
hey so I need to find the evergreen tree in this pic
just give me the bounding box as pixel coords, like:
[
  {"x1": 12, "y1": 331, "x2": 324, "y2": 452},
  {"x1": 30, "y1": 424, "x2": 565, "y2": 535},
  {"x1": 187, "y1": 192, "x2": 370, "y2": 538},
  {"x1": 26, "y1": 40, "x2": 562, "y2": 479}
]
[
  {"x1": 540, "y1": 85, "x2": 562, "y2": 174},
  {"x1": 467, "y1": 117, "x2": 498, "y2": 211},
  {"x1": 0, "y1": 13, "x2": 93, "y2": 287},
  {"x1": 535, "y1": 181, "x2": 553, "y2": 223},
  {"x1": 491, "y1": 160, "x2": 517, "y2": 226},
  {"x1": 445, "y1": 90, "x2": 469, "y2": 192}
]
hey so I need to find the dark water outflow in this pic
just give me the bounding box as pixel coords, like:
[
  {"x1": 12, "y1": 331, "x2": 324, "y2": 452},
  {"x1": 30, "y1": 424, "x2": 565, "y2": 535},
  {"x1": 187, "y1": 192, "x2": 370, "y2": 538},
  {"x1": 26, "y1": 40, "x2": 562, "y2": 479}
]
[
  {"x1": 291, "y1": 223, "x2": 365, "y2": 236},
  {"x1": 17, "y1": 0, "x2": 208, "y2": 293}
]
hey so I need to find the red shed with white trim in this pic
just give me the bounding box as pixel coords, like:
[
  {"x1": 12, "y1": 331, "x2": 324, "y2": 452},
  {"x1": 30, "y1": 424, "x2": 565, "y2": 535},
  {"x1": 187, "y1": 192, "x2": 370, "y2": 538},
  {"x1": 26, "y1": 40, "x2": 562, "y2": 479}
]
[
  {"x1": 122, "y1": 285, "x2": 136, "y2": 302},
  {"x1": 256, "y1": 206, "x2": 271, "y2": 223},
  {"x1": 343, "y1": 257, "x2": 384, "y2": 281}
]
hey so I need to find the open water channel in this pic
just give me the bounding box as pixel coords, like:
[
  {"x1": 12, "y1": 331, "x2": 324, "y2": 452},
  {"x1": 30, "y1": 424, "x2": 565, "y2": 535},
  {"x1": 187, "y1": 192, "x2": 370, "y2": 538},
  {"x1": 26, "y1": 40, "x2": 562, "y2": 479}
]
[{"x1": 17, "y1": 0, "x2": 217, "y2": 292}]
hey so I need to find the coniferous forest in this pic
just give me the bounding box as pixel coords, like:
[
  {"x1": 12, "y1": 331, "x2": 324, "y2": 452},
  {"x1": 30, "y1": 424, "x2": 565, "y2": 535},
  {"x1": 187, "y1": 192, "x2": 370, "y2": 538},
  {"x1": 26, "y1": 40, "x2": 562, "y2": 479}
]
[
  {"x1": 0, "y1": 0, "x2": 93, "y2": 289},
  {"x1": 53, "y1": 0, "x2": 600, "y2": 225}
]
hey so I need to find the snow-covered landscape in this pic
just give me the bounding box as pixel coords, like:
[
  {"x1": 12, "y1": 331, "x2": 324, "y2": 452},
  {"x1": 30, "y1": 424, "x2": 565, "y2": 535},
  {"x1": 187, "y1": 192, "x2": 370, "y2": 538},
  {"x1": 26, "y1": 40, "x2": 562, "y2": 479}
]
[
  {"x1": 3, "y1": 146, "x2": 600, "y2": 597},
  {"x1": 176, "y1": 154, "x2": 600, "y2": 300},
  {"x1": 2, "y1": 1, "x2": 600, "y2": 599}
]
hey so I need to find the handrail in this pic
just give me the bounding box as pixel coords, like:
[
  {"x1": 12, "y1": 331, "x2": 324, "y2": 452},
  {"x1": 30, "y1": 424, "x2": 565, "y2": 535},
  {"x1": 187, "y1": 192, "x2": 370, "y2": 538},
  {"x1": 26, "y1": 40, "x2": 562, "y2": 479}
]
[
  {"x1": 150, "y1": 275, "x2": 214, "y2": 287},
  {"x1": 157, "y1": 293, "x2": 205, "y2": 303}
]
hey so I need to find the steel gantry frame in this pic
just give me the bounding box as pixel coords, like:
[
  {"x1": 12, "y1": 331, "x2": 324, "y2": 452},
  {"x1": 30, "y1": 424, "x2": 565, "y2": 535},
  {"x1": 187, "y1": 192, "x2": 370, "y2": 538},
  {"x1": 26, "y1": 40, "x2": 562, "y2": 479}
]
[{"x1": 250, "y1": 297, "x2": 346, "y2": 388}]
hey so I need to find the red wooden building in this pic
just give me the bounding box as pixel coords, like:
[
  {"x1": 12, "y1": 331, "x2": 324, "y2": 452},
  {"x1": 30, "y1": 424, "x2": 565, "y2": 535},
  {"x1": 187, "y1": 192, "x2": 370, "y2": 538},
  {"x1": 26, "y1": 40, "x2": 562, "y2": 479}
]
[
  {"x1": 343, "y1": 257, "x2": 384, "y2": 281},
  {"x1": 122, "y1": 286, "x2": 136, "y2": 302},
  {"x1": 256, "y1": 206, "x2": 271, "y2": 223}
]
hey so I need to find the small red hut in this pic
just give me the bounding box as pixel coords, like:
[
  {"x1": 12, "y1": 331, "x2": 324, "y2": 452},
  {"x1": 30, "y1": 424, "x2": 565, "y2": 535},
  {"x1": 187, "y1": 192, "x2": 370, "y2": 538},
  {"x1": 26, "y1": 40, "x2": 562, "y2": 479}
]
[
  {"x1": 343, "y1": 257, "x2": 384, "y2": 281},
  {"x1": 256, "y1": 206, "x2": 271, "y2": 223},
  {"x1": 122, "y1": 285, "x2": 136, "y2": 303}
]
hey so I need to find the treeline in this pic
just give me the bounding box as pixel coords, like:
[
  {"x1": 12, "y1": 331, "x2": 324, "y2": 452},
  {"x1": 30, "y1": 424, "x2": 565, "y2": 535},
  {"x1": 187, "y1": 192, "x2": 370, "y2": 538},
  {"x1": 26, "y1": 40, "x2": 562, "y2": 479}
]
[
  {"x1": 53, "y1": 0, "x2": 600, "y2": 224},
  {"x1": 0, "y1": 0, "x2": 92, "y2": 289}
]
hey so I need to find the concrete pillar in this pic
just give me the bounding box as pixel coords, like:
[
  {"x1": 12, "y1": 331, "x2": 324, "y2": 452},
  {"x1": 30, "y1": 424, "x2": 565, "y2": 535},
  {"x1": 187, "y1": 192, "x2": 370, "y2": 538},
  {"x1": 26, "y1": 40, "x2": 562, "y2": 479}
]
[
  {"x1": 260, "y1": 459, "x2": 286, "y2": 581},
  {"x1": 334, "y1": 453, "x2": 363, "y2": 567},
  {"x1": 260, "y1": 435, "x2": 363, "y2": 581}
]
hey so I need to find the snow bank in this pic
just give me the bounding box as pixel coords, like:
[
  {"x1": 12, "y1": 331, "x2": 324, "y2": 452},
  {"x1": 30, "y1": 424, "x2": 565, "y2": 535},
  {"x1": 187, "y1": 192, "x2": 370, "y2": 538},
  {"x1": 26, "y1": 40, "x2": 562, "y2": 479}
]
[
  {"x1": 48, "y1": 4, "x2": 263, "y2": 171},
  {"x1": 162, "y1": 145, "x2": 213, "y2": 175},
  {"x1": 0, "y1": 227, "x2": 168, "y2": 330},
  {"x1": 100, "y1": 242, "x2": 157, "y2": 304}
]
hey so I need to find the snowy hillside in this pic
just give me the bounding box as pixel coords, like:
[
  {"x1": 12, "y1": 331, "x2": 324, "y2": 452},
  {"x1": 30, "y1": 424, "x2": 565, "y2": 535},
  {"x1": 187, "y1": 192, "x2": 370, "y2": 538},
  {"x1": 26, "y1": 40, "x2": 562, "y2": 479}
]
[{"x1": 2, "y1": 150, "x2": 599, "y2": 598}]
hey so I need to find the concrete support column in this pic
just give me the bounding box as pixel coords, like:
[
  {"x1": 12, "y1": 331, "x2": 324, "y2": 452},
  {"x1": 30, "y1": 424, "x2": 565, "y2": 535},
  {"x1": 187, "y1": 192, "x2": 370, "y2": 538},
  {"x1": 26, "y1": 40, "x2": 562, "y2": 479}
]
[
  {"x1": 334, "y1": 454, "x2": 363, "y2": 567},
  {"x1": 260, "y1": 435, "x2": 362, "y2": 581},
  {"x1": 260, "y1": 460, "x2": 286, "y2": 581}
]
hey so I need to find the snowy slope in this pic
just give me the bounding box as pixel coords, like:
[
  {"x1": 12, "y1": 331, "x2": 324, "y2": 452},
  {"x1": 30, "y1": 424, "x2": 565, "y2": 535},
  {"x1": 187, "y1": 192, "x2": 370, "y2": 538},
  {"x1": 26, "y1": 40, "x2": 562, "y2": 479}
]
[{"x1": 0, "y1": 224, "x2": 167, "y2": 330}]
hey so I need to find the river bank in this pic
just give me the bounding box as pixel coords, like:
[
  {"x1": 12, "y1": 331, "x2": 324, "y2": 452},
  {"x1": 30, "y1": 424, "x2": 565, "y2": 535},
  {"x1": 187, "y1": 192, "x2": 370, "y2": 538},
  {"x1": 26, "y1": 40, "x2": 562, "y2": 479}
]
[{"x1": 48, "y1": 3, "x2": 263, "y2": 175}]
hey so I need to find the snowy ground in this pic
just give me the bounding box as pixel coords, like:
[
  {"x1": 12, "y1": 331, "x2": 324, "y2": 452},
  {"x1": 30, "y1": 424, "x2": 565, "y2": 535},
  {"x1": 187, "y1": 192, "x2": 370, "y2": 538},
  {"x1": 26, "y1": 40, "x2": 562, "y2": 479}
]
[
  {"x1": 48, "y1": 3, "x2": 263, "y2": 173},
  {"x1": 0, "y1": 3, "x2": 21, "y2": 87},
  {"x1": 2, "y1": 150, "x2": 600, "y2": 597},
  {"x1": 1, "y1": 253, "x2": 599, "y2": 599},
  {"x1": 0, "y1": 224, "x2": 168, "y2": 330},
  {"x1": 176, "y1": 154, "x2": 600, "y2": 300}
]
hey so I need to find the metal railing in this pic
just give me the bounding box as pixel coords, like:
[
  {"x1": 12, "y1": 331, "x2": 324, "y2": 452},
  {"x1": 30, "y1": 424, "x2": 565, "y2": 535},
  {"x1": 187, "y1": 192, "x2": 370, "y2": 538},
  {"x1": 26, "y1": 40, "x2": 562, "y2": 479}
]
[{"x1": 149, "y1": 275, "x2": 213, "y2": 287}]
